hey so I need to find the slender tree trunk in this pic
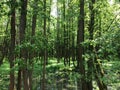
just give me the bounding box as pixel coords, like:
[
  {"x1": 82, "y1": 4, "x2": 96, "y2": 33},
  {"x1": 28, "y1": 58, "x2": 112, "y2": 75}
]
[
  {"x1": 94, "y1": 47, "x2": 107, "y2": 90},
  {"x1": 56, "y1": 0, "x2": 61, "y2": 63},
  {"x1": 17, "y1": 69, "x2": 22, "y2": 90},
  {"x1": 42, "y1": 0, "x2": 47, "y2": 90},
  {"x1": 68, "y1": 1, "x2": 72, "y2": 66},
  {"x1": 48, "y1": 0, "x2": 52, "y2": 34},
  {"x1": 63, "y1": 0, "x2": 67, "y2": 66},
  {"x1": 77, "y1": 0, "x2": 87, "y2": 90},
  {"x1": 87, "y1": 0, "x2": 95, "y2": 90},
  {"x1": 71, "y1": 7, "x2": 76, "y2": 67},
  {"x1": 28, "y1": 0, "x2": 38, "y2": 89},
  {"x1": 9, "y1": 0, "x2": 16, "y2": 89},
  {"x1": 31, "y1": 0, "x2": 38, "y2": 37},
  {"x1": 19, "y1": 0, "x2": 28, "y2": 90}
]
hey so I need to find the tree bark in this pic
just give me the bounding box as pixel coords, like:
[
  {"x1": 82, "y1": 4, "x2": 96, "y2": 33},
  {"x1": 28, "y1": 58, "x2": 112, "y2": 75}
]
[
  {"x1": 56, "y1": 0, "x2": 61, "y2": 63},
  {"x1": 19, "y1": 0, "x2": 28, "y2": 90},
  {"x1": 17, "y1": 69, "x2": 22, "y2": 90},
  {"x1": 42, "y1": 0, "x2": 47, "y2": 90},
  {"x1": 9, "y1": 0, "x2": 16, "y2": 89},
  {"x1": 77, "y1": 0, "x2": 87, "y2": 90},
  {"x1": 94, "y1": 47, "x2": 107, "y2": 90},
  {"x1": 87, "y1": 0, "x2": 95, "y2": 90},
  {"x1": 28, "y1": 0, "x2": 38, "y2": 89},
  {"x1": 63, "y1": 0, "x2": 67, "y2": 66}
]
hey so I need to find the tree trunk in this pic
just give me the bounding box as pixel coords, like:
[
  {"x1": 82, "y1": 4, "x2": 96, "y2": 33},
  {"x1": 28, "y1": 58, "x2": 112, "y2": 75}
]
[
  {"x1": 17, "y1": 69, "x2": 22, "y2": 90},
  {"x1": 63, "y1": 0, "x2": 67, "y2": 66},
  {"x1": 56, "y1": 0, "x2": 60, "y2": 63},
  {"x1": 94, "y1": 47, "x2": 107, "y2": 90},
  {"x1": 28, "y1": 0, "x2": 38, "y2": 89},
  {"x1": 19, "y1": 0, "x2": 28, "y2": 90},
  {"x1": 87, "y1": 0, "x2": 95, "y2": 90},
  {"x1": 77, "y1": 0, "x2": 87, "y2": 90},
  {"x1": 9, "y1": 0, "x2": 16, "y2": 89},
  {"x1": 42, "y1": 0, "x2": 47, "y2": 90}
]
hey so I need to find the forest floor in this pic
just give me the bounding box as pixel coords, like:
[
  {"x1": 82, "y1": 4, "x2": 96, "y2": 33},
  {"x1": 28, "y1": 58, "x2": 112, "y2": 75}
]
[{"x1": 0, "y1": 59, "x2": 120, "y2": 90}]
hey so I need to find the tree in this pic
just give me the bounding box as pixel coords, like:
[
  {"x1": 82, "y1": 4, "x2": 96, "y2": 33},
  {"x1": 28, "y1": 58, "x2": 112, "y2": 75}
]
[
  {"x1": 28, "y1": 0, "x2": 39, "y2": 89},
  {"x1": 9, "y1": 0, "x2": 16, "y2": 90},
  {"x1": 18, "y1": 0, "x2": 28, "y2": 90},
  {"x1": 42, "y1": 0, "x2": 47, "y2": 90},
  {"x1": 87, "y1": 0, "x2": 95, "y2": 90},
  {"x1": 77, "y1": 0, "x2": 87, "y2": 90}
]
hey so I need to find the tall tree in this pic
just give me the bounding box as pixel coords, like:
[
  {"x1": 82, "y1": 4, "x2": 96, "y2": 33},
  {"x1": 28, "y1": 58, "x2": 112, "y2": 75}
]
[
  {"x1": 93, "y1": 1, "x2": 107, "y2": 90},
  {"x1": 42, "y1": 0, "x2": 47, "y2": 89},
  {"x1": 28, "y1": 0, "x2": 39, "y2": 89},
  {"x1": 18, "y1": 0, "x2": 28, "y2": 90},
  {"x1": 77, "y1": 0, "x2": 87, "y2": 89},
  {"x1": 56, "y1": 0, "x2": 61, "y2": 63},
  {"x1": 87, "y1": 0, "x2": 95, "y2": 90},
  {"x1": 9, "y1": 0, "x2": 16, "y2": 90},
  {"x1": 31, "y1": 0, "x2": 38, "y2": 37},
  {"x1": 63, "y1": 0, "x2": 67, "y2": 66}
]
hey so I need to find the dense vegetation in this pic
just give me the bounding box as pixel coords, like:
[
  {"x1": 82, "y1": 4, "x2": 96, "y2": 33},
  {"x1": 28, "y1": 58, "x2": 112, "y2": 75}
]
[{"x1": 0, "y1": 0, "x2": 120, "y2": 90}]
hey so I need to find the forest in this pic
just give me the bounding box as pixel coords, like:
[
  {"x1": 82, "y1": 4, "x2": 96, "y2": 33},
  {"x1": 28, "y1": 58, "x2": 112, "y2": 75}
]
[{"x1": 0, "y1": 0, "x2": 120, "y2": 90}]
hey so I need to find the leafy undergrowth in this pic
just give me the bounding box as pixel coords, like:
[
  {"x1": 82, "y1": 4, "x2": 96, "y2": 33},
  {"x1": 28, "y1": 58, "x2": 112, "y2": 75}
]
[
  {"x1": 33, "y1": 59, "x2": 120, "y2": 90},
  {"x1": 103, "y1": 60, "x2": 120, "y2": 90},
  {"x1": 0, "y1": 61, "x2": 10, "y2": 90},
  {"x1": 0, "y1": 58, "x2": 120, "y2": 90}
]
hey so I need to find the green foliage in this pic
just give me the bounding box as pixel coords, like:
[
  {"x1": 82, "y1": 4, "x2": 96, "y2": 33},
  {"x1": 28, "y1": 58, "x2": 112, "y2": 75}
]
[
  {"x1": 0, "y1": 0, "x2": 120, "y2": 89},
  {"x1": 0, "y1": 61, "x2": 9, "y2": 90}
]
